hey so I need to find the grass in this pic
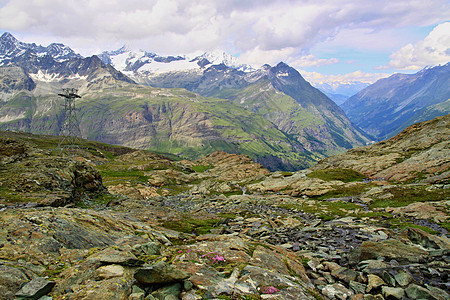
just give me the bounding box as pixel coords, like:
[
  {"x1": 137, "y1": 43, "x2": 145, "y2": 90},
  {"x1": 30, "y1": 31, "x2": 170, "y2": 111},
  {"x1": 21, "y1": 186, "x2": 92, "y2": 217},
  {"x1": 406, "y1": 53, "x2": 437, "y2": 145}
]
[
  {"x1": 191, "y1": 165, "x2": 213, "y2": 173},
  {"x1": 369, "y1": 185, "x2": 449, "y2": 208},
  {"x1": 97, "y1": 168, "x2": 148, "y2": 185},
  {"x1": 279, "y1": 198, "x2": 391, "y2": 222},
  {"x1": 314, "y1": 183, "x2": 373, "y2": 200},
  {"x1": 75, "y1": 193, "x2": 119, "y2": 209},
  {"x1": 307, "y1": 168, "x2": 366, "y2": 183}
]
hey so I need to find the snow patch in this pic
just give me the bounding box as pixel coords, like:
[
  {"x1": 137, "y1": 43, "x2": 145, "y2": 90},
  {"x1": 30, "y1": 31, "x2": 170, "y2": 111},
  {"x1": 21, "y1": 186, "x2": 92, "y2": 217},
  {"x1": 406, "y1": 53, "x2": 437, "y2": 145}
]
[
  {"x1": 277, "y1": 72, "x2": 289, "y2": 77},
  {"x1": 0, "y1": 112, "x2": 26, "y2": 123},
  {"x1": 30, "y1": 70, "x2": 88, "y2": 82}
]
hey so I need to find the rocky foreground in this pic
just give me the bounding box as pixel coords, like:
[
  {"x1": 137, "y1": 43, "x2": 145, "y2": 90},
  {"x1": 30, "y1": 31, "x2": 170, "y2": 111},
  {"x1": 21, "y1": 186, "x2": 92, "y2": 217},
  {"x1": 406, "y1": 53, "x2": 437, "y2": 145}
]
[{"x1": 0, "y1": 115, "x2": 449, "y2": 300}]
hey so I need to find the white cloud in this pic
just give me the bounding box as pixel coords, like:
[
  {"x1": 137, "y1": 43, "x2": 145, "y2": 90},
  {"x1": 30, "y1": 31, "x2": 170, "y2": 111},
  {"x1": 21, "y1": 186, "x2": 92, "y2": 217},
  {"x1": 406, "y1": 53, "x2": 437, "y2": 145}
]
[
  {"x1": 301, "y1": 70, "x2": 390, "y2": 85},
  {"x1": 0, "y1": 0, "x2": 449, "y2": 76},
  {"x1": 289, "y1": 55, "x2": 339, "y2": 68},
  {"x1": 238, "y1": 47, "x2": 296, "y2": 67},
  {"x1": 379, "y1": 22, "x2": 450, "y2": 70}
]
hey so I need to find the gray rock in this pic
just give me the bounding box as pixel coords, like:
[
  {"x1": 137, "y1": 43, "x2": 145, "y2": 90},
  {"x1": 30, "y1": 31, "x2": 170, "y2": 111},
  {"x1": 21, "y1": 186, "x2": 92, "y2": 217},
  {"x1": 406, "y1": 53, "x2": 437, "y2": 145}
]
[
  {"x1": 129, "y1": 292, "x2": 145, "y2": 300},
  {"x1": 14, "y1": 277, "x2": 55, "y2": 299},
  {"x1": 366, "y1": 274, "x2": 385, "y2": 293},
  {"x1": 322, "y1": 283, "x2": 353, "y2": 300},
  {"x1": 97, "y1": 251, "x2": 145, "y2": 267},
  {"x1": 359, "y1": 239, "x2": 429, "y2": 264},
  {"x1": 151, "y1": 282, "x2": 182, "y2": 299},
  {"x1": 363, "y1": 295, "x2": 384, "y2": 300},
  {"x1": 382, "y1": 286, "x2": 405, "y2": 299},
  {"x1": 132, "y1": 242, "x2": 162, "y2": 256},
  {"x1": 183, "y1": 280, "x2": 194, "y2": 291},
  {"x1": 381, "y1": 270, "x2": 396, "y2": 287},
  {"x1": 331, "y1": 267, "x2": 358, "y2": 283},
  {"x1": 405, "y1": 284, "x2": 441, "y2": 300},
  {"x1": 96, "y1": 264, "x2": 125, "y2": 279},
  {"x1": 394, "y1": 271, "x2": 414, "y2": 287},
  {"x1": 349, "y1": 281, "x2": 367, "y2": 294},
  {"x1": 426, "y1": 285, "x2": 450, "y2": 300},
  {"x1": 134, "y1": 261, "x2": 190, "y2": 284}
]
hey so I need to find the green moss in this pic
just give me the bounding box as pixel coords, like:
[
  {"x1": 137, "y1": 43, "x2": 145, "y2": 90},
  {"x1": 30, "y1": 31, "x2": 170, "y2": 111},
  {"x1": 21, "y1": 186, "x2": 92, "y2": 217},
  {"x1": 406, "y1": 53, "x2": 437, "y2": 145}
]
[
  {"x1": 161, "y1": 216, "x2": 220, "y2": 235},
  {"x1": 307, "y1": 168, "x2": 366, "y2": 182},
  {"x1": 385, "y1": 219, "x2": 439, "y2": 234},
  {"x1": 44, "y1": 263, "x2": 68, "y2": 280},
  {"x1": 307, "y1": 289, "x2": 325, "y2": 300},
  {"x1": 439, "y1": 222, "x2": 450, "y2": 232},
  {"x1": 301, "y1": 257, "x2": 310, "y2": 267},
  {"x1": 280, "y1": 172, "x2": 293, "y2": 177}
]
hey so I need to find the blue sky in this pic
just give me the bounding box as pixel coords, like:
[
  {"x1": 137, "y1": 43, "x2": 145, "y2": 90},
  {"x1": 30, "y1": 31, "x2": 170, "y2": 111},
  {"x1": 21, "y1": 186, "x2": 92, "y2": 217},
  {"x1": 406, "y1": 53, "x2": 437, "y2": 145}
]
[{"x1": 0, "y1": 0, "x2": 448, "y2": 86}]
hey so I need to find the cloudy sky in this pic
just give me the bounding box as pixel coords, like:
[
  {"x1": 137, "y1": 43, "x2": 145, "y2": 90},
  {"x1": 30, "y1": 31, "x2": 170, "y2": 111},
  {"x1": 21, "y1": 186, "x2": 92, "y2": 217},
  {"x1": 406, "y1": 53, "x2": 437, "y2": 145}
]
[{"x1": 0, "y1": 0, "x2": 449, "y2": 85}]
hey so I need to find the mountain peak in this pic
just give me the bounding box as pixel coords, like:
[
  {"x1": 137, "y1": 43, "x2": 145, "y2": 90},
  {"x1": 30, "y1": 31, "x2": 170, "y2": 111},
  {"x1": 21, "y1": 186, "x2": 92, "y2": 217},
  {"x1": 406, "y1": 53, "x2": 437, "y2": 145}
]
[{"x1": 0, "y1": 32, "x2": 17, "y2": 42}]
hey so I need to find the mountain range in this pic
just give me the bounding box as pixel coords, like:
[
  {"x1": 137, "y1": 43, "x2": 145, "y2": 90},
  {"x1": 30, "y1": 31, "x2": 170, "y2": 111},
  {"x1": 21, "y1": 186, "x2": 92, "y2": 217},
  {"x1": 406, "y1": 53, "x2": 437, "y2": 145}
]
[
  {"x1": 342, "y1": 63, "x2": 450, "y2": 140},
  {"x1": 0, "y1": 32, "x2": 374, "y2": 170},
  {"x1": 1, "y1": 32, "x2": 448, "y2": 170}
]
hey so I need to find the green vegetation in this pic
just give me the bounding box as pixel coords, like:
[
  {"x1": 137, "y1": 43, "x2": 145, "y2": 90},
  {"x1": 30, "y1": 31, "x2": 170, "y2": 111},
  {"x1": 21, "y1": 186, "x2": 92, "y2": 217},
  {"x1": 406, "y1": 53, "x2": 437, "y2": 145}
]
[
  {"x1": 161, "y1": 216, "x2": 220, "y2": 235},
  {"x1": 96, "y1": 168, "x2": 148, "y2": 185},
  {"x1": 44, "y1": 263, "x2": 68, "y2": 280},
  {"x1": 387, "y1": 220, "x2": 439, "y2": 235},
  {"x1": 315, "y1": 183, "x2": 373, "y2": 200},
  {"x1": 191, "y1": 164, "x2": 213, "y2": 173},
  {"x1": 370, "y1": 186, "x2": 449, "y2": 208},
  {"x1": 307, "y1": 168, "x2": 366, "y2": 182}
]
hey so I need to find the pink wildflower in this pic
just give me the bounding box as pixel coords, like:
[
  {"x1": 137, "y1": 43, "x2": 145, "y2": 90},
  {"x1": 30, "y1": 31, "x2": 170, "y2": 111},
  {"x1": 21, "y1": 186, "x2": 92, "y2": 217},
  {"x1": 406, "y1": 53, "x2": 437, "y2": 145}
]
[
  {"x1": 178, "y1": 250, "x2": 183, "y2": 253},
  {"x1": 212, "y1": 254, "x2": 225, "y2": 264},
  {"x1": 260, "y1": 286, "x2": 279, "y2": 294}
]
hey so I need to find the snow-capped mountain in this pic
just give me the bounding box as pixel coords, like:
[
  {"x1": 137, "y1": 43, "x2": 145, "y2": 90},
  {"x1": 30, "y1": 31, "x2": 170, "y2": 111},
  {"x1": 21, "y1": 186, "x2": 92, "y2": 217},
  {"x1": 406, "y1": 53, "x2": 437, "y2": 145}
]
[
  {"x1": 0, "y1": 32, "x2": 81, "y2": 65},
  {"x1": 97, "y1": 46, "x2": 255, "y2": 80}
]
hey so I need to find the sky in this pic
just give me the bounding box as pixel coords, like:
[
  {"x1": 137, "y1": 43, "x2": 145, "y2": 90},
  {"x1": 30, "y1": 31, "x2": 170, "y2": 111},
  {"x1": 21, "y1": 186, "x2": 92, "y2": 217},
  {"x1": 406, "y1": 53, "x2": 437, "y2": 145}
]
[{"x1": 0, "y1": 0, "x2": 449, "y2": 87}]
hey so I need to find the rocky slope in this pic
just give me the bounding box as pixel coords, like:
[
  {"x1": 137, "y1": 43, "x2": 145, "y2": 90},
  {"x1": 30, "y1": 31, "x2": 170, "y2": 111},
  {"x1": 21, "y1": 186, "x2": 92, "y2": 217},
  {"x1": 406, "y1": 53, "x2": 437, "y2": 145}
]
[
  {"x1": 0, "y1": 115, "x2": 449, "y2": 300},
  {"x1": 312, "y1": 114, "x2": 450, "y2": 183},
  {"x1": 342, "y1": 63, "x2": 450, "y2": 140}
]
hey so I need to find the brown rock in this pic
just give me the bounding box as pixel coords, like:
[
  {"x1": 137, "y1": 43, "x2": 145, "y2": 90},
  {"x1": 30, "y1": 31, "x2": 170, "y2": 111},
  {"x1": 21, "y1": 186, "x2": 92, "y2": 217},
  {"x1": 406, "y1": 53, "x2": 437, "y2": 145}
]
[{"x1": 359, "y1": 239, "x2": 429, "y2": 264}]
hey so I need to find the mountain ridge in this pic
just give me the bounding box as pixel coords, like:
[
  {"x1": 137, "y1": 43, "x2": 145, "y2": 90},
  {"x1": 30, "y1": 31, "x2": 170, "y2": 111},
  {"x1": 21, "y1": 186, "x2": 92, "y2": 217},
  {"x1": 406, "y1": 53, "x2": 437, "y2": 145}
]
[{"x1": 342, "y1": 63, "x2": 450, "y2": 140}]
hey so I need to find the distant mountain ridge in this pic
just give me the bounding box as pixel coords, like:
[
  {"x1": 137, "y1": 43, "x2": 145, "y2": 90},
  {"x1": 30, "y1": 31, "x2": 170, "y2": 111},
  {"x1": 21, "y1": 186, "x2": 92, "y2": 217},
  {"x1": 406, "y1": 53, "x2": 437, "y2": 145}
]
[
  {"x1": 0, "y1": 32, "x2": 82, "y2": 64},
  {"x1": 0, "y1": 32, "x2": 370, "y2": 170},
  {"x1": 342, "y1": 63, "x2": 450, "y2": 140},
  {"x1": 97, "y1": 46, "x2": 255, "y2": 78}
]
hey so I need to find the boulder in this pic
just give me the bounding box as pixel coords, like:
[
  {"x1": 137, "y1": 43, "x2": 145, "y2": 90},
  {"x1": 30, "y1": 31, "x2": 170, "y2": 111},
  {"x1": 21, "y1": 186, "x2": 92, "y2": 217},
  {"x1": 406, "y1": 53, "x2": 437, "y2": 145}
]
[
  {"x1": 382, "y1": 286, "x2": 405, "y2": 299},
  {"x1": 134, "y1": 261, "x2": 190, "y2": 284},
  {"x1": 401, "y1": 227, "x2": 450, "y2": 250},
  {"x1": 14, "y1": 277, "x2": 55, "y2": 300},
  {"x1": 322, "y1": 283, "x2": 354, "y2": 299},
  {"x1": 359, "y1": 239, "x2": 429, "y2": 264},
  {"x1": 366, "y1": 274, "x2": 385, "y2": 293},
  {"x1": 405, "y1": 284, "x2": 441, "y2": 300}
]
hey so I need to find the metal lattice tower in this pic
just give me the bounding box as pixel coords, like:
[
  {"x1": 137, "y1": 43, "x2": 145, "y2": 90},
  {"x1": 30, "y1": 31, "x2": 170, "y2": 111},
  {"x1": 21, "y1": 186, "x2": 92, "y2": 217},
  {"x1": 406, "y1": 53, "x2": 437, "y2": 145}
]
[{"x1": 57, "y1": 88, "x2": 83, "y2": 156}]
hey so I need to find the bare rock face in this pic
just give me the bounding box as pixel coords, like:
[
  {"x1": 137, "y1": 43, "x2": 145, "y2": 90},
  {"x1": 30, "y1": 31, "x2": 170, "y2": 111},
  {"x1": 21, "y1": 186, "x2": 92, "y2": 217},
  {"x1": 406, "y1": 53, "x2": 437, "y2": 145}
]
[{"x1": 313, "y1": 114, "x2": 450, "y2": 182}]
